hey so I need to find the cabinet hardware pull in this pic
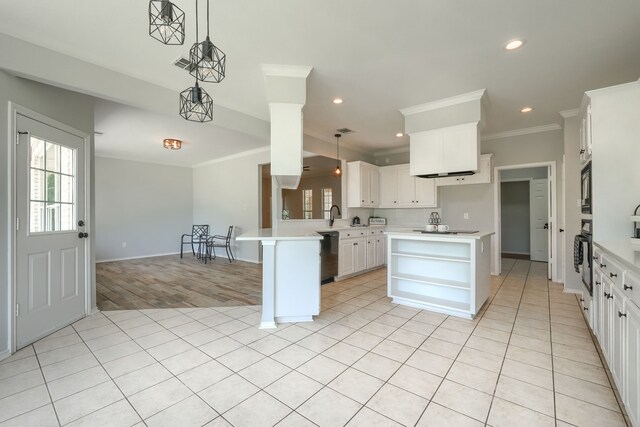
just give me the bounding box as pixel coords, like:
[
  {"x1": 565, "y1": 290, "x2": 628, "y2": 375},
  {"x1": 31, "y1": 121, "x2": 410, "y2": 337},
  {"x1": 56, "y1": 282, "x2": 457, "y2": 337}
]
[
  {"x1": 604, "y1": 292, "x2": 610, "y2": 298},
  {"x1": 600, "y1": 263, "x2": 606, "y2": 268},
  {"x1": 618, "y1": 311, "x2": 627, "y2": 318},
  {"x1": 595, "y1": 281, "x2": 601, "y2": 286},
  {"x1": 580, "y1": 149, "x2": 586, "y2": 154},
  {"x1": 610, "y1": 273, "x2": 618, "y2": 278},
  {"x1": 608, "y1": 294, "x2": 614, "y2": 300},
  {"x1": 593, "y1": 256, "x2": 598, "y2": 260},
  {"x1": 580, "y1": 298, "x2": 584, "y2": 303},
  {"x1": 584, "y1": 307, "x2": 588, "y2": 311},
  {"x1": 624, "y1": 284, "x2": 633, "y2": 291}
]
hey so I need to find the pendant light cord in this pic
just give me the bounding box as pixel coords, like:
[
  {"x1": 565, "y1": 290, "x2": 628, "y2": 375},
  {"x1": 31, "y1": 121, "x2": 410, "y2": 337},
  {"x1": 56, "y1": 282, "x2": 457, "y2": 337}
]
[
  {"x1": 207, "y1": 0, "x2": 210, "y2": 37},
  {"x1": 195, "y1": 0, "x2": 199, "y2": 44}
]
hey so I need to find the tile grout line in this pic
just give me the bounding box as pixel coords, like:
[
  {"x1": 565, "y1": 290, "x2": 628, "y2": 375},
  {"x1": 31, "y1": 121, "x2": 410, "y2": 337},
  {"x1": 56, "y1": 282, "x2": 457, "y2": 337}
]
[{"x1": 33, "y1": 345, "x2": 63, "y2": 427}]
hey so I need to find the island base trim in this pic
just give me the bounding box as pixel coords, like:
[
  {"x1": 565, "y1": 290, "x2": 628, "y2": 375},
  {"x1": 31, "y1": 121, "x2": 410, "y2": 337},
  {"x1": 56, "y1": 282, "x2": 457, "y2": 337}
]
[
  {"x1": 391, "y1": 296, "x2": 475, "y2": 320},
  {"x1": 259, "y1": 321, "x2": 277, "y2": 329},
  {"x1": 276, "y1": 315, "x2": 313, "y2": 323}
]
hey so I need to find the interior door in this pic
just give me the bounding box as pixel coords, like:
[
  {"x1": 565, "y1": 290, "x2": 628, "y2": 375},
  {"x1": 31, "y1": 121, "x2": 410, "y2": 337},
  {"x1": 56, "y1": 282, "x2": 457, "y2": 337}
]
[
  {"x1": 16, "y1": 114, "x2": 87, "y2": 349},
  {"x1": 530, "y1": 178, "x2": 549, "y2": 262}
]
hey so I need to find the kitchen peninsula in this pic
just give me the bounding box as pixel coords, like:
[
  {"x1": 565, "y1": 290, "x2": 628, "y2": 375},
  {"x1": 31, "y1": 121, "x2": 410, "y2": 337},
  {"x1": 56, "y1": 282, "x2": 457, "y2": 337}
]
[
  {"x1": 385, "y1": 230, "x2": 494, "y2": 319},
  {"x1": 236, "y1": 229, "x2": 322, "y2": 329}
]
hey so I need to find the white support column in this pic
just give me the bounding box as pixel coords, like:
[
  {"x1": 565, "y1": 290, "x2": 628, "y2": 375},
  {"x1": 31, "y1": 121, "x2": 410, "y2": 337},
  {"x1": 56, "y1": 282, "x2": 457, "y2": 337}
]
[{"x1": 259, "y1": 240, "x2": 277, "y2": 329}]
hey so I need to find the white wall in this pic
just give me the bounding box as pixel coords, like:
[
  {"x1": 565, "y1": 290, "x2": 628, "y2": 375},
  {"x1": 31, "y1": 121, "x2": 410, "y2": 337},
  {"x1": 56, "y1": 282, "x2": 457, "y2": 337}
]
[
  {"x1": 95, "y1": 157, "x2": 193, "y2": 261},
  {"x1": 501, "y1": 167, "x2": 547, "y2": 181},
  {"x1": 0, "y1": 72, "x2": 95, "y2": 357},
  {"x1": 193, "y1": 150, "x2": 271, "y2": 263}
]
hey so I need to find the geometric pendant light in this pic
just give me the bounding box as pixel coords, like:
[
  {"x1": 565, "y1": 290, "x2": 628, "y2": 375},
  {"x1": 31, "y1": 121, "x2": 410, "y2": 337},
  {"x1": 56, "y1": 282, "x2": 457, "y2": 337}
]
[
  {"x1": 148, "y1": 1, "x2": 186, "y2": 45},
  {"x1": 189, "y1": 0, "x2": 226, "y2": 83},
  {"x1": 179, "y1": 81, "x2": 213, "y2": 122},
  {"x1": 179, "y1": 0, "x2": 213, "y2": 122}
]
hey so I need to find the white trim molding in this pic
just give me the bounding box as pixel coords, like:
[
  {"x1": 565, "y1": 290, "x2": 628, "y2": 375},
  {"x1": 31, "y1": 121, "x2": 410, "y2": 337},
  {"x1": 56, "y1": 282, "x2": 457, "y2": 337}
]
[
  {"x1": 399, "y1": 89, "x2": 486, "y2": 116},
  {"x1": 482, "y1": 123, "x2": 562, "y2": 141},
  {"x1": 260, "y1": 64, "x2": 313, "y2": 78},
  {"x1": 559, "y1": 108, "x2": 579, "y2": 119},
  {"x1": 96, "y1": 252, "x2": 181, "y2": 263},
  {"x1": 193, "y1": 146, "x2": 270, "y2": 168}
]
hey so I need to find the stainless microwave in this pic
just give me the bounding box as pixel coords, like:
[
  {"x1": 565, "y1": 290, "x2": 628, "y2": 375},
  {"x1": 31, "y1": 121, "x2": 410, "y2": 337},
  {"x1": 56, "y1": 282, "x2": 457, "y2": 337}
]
[{"x1": 581, "y1": 162, "x2": 592, "y2": 214}]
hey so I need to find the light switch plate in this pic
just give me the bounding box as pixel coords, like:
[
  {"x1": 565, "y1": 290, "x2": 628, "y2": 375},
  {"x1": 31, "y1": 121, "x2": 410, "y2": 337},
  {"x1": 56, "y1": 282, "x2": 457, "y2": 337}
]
[{"x1": 464, "y1": 213, "x2": 469, "y2": 219}]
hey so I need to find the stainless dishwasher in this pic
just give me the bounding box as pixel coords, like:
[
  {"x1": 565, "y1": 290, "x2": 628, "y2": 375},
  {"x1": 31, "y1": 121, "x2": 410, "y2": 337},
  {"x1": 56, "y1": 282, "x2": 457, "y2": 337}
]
[{"x1": 318, "y1": 231, "x2": 339, "y2": 284}]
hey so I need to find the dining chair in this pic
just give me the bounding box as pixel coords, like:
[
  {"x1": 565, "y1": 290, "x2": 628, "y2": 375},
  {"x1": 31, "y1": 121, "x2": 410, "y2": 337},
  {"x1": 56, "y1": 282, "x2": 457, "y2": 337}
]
[
  {"x1": 206, "y1": 226, "x2": 235, "y2": 263},
  {"x1": 180, "y1": 225, "x2": 209, "y2": 258}
]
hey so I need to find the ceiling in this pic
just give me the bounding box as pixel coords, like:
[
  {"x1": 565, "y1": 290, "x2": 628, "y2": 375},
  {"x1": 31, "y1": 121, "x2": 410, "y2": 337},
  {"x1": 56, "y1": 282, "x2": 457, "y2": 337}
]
[
  {"x1": 261, "y1": 155, "x2": 338, "y2": 179},
  {"x1": 1, "y1": 0, "x2": 640, "y2": 159}
]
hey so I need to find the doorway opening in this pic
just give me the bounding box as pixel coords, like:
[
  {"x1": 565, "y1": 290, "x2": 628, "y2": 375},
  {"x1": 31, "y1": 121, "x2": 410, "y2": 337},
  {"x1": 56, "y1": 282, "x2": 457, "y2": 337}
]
[{"x1": 494, "y1": 162, "x2": 558, "y2": 281}]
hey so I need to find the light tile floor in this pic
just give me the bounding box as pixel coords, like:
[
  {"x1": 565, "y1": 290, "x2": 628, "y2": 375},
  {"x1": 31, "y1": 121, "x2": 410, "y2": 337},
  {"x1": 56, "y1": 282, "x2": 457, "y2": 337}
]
[{"x1": 0, "y1": 259, "x2": 630, "y2": 426}]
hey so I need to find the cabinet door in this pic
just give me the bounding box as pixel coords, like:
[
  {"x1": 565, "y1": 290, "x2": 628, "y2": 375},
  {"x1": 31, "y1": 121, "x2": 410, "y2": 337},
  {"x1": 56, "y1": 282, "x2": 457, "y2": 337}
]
[
  {"x1": 409, "y1": 130, "x2": 443, "y2": 175},
  {"x1": 435, "y1": 175, "x2": 461, "y2": 187},
  {"x1": 611, "y1": 285, "x2": 626, "y2": 392},
  {"x1": 376, "y1": 235, "x2": 385, "y2": 266},
  {"x1": 585, "y1": 105, "x2": 593, "y2": 157},
  {"x1": 624, "y1": 300, "x2": 640, "y2": 427},
  {"x1": 397, "y1": 165, "x2": 416, "y2": 207},
  {"x1": 415, "y1": 178, "x2": 437, "y2": 207},
  {"x1": 579, "y1": 118, "x2": 586, "y2": 162},
  {"x1": 594, "y1": 270, "x2": 602, "y2": 339},
  {"x1": 442, "y1": 123, "x2": 478, "y2": 173},
  {"x1": 462, "y1": 155, "x2": 492, "y2": 185},
  {"x1": 601, "y1": 279, "x2": 613, "y2": 363},
  {"x1": 339, "y1": 241, "x2": 354, "y2": 276},
  {"x1": 379, "y1": 168, "x2": 398, "y2": 207},
  {"x1": 366, "y1": 237, "x2": 377, "y2": 269},
  {"x1": 354, "y1": 238, "x2": 367, "y2": 272},
  {"x1": 360, "y1": 165, "x2": 371, "y2": 206},
  {"x1": 369, "y1": 167, "x2": 379, "y2": 207}
]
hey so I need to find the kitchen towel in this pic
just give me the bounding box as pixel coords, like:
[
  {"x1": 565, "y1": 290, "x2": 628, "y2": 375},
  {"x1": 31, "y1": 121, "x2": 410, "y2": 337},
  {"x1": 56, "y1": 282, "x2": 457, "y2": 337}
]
[{"x1": 573, "y1": 234, "x2": 586, "y2": 273}]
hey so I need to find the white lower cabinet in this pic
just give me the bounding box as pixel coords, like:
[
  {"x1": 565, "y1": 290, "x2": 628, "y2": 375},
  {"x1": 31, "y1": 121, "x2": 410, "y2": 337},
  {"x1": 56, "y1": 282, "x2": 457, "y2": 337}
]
[
  {"x1": 611, "y1": 284, "x2": 626, "y2": 392},
  {"x1": 338, "y1": 230, "x2": 385, "y2": 278},
  {"x1": 594, "y1": 270, "x2": 603, "y2": 340},
  {"x1": 601, "y1": 277, "x2": 613, "y2": 363},
  {"x1": 624, "y1": 300, "x2": 640, "y2": 427}
]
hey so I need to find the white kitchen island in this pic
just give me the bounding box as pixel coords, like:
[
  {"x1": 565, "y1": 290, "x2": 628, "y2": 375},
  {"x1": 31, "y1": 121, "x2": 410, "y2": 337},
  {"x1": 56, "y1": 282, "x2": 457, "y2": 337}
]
[
  {"x1": 237, "y1": 229, "x2": 322, "y2": 328},
  {"x1": 385, "y1": 230, "x2": 494, "y2": 319}
]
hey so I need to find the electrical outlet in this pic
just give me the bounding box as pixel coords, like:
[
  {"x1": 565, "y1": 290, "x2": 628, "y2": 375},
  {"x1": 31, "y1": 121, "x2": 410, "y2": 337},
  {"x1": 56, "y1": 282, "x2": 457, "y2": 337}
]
[
  {"x1": 122, "y1": 242, "x2": 127, "y2": 248},
  {"x1": 464, "y1": 213, "x2": 469, "y2": 220}
]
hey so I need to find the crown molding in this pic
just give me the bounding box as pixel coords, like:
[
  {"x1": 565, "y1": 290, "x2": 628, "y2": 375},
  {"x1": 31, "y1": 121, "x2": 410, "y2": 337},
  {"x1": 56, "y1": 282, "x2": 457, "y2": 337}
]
[
  {"x1": 482, "y1": 123, "x2": 562, "y2": 141},
  {"x1": 400, "y1": 89, "x2": 486, "y2": 116},
  {"x1": 261, "y1": 64, "x2": 313, "y2": 78},
  {"x1": 559, "y1": 108, "x2": 579, "y2": 118},
  {"x1": 373, "y1": 146, "x2": 410, "y2": 157},
  {"x1": 192, "y1": 146, "x2": 270, "y2": 168}
]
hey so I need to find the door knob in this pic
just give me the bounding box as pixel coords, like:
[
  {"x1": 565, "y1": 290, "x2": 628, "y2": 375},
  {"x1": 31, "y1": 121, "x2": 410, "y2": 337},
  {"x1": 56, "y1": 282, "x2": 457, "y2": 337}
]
[
  {"x1": 78, "y1": 232, "x2": 89, "y2": 239},
  {"x1": 78, "y1": 220, "x2": 85, "y2": 227}
]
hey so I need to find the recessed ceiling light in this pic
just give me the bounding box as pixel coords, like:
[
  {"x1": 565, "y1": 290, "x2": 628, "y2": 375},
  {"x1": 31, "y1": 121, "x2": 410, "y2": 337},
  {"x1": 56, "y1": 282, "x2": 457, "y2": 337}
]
[
  {"x1": 396, "y1": 132, "x2": 404, "y2": 138},
  {"x1": 333, "y1": 98, "x2": 343, "y2": 104},
  {"x1": 505, "y1": 39, "x2": 524, "y2": 51},
  {"x1": 520, "y1": 106, "x2": 534, "y2": 113}
]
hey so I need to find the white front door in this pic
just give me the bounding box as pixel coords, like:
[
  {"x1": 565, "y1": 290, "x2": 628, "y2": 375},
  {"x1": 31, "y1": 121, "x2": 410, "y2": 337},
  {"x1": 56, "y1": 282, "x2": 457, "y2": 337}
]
[
  {"x1": 16, "y1": 114, "x2": 87, "y2": 349},
  {"x1": 530, "y1": 178, "x2": 549, "y2": 262}
]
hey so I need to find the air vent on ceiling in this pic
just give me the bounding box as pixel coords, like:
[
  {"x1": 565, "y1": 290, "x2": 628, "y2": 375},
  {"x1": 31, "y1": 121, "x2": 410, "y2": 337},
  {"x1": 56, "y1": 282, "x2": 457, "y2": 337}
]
[
  {"x1": 172, "y1": 56, "x2": 196, "y2": 72},
  {"x1": 336, "y1": 128, "x2": 354, "y2": 134}
]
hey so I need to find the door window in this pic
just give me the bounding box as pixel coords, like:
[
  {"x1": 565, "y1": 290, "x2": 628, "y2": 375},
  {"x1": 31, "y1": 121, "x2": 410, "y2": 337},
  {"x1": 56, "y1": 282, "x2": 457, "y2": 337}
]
[{"x1": 29, "y1": 137, "x2": 76, "y2": 233}]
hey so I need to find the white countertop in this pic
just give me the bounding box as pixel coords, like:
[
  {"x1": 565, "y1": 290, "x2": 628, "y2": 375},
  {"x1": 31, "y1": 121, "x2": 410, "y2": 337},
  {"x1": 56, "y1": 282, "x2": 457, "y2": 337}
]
[
  {"x1": 237, "y1": 229, "x2": 323, "y2": 241},
  {"x1": 384, "y1": 229, "x2": 495, "y2": 240},
  {"x1": 595, "y1": 240, "x2": 640, "y2": 271}
]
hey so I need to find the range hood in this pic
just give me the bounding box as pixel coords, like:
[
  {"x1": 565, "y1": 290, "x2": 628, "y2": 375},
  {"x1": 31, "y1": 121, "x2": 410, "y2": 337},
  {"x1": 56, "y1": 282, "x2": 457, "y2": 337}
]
[
  {"x1": 418, "y1": 170, "x2": 475, "y2": 179},
  {"x1": 400, "y1": 89, "x2": 486, "y2": 178}
]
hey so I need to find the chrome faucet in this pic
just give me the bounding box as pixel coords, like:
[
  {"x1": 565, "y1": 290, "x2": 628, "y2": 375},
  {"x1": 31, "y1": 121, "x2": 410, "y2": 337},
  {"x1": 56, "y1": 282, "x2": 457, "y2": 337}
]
[{"x1": 329, "y1": 205, "x2": 341, "y2": 227}]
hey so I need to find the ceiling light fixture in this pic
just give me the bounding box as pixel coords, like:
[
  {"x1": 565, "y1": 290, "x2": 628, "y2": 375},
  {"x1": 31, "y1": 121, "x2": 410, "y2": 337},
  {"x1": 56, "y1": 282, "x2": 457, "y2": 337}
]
[
  {"x1": 505, "y1": 39, "x2": 524, "y2": 51},
  {"x1": 334, "y1": 133, "x2": 342, "y2": 176},
  {"x1": 521, "y1": 106, "x2": 534, "y2": 113},
  {"x1": 148, "y1": 1, "x2": 186, "y2": 45},
  {"x1": 333, "y1": 98, "x2": 343, "y2": 104},
  {"x1": 189, "y1": 0, "x2": 226, "y2": 83},
  {"x1": 163, "y1": 138, "x2": 182, "y2": 150},
  {"x1": 396, "y1": 132, "x2": 404, "y2": 137},
  {"x1": 180, "y1": 0, "x2": 214, "y2": 122}
]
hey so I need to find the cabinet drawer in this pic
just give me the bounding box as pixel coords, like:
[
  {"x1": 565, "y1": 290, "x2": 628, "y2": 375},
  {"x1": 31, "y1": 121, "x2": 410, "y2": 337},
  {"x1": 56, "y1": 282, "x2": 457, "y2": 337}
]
[
  {"x1": 593, "y1": 247, "x2": 603, "y2": 265},
  {"x1": 624, "y1": 270, "x2": 640, "y2": 308},
  {"x1": 340, "y1": 230, "x2": 367, "y2": 239},
  {"x1": 600, "y1": 254, "x2": 624, "y2": 288}
]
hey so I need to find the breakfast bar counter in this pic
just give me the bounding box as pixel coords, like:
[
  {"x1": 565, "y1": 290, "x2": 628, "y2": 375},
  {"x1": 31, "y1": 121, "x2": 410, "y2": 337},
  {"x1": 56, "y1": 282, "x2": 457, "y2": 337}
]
[
  {"x1": 384, "y1": 230, "x2": 494, "y2": 319},
  {"x1": 237, "y1": 229, "x2": 322, "y2": 328}
]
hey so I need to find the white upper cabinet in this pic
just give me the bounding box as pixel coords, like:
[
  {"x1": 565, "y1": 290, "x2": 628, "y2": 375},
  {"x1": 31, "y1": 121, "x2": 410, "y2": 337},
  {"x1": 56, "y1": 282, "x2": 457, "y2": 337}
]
[
  {"x1": 347, "y1": 161, "x2": 379, "y2": 208},
  {"x1": 378, "y1": 164, "x2": 437, "y2": 208},
  {"x1": 436, "y1": 154, "x2": 493, "y2": 187},
  {"x1": 410, "y1": 122, "x2": 480, "y2": 177}
]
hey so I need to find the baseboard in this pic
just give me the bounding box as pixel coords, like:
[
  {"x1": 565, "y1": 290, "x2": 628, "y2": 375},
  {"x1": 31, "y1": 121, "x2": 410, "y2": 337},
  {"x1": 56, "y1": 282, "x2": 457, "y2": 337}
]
[
  {"x1": 96, "y1": 252, "x2": 180, "y2": 263},
  {"x1": 502, "y1": 252, "x2": 531, "y2": 260},
  {"x1": 563, "y1": 288, "x2": 583, "y2": 295},
  {"x1": 0, "y1": 349, "x2": 10, "y2": 362}
]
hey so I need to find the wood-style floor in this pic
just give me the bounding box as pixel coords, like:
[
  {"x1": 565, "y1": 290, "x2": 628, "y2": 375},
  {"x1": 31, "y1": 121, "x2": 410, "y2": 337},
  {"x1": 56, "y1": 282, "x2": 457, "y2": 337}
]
[{"x1": 96, "y1": 254, "x2": 262, "y2": 310}]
